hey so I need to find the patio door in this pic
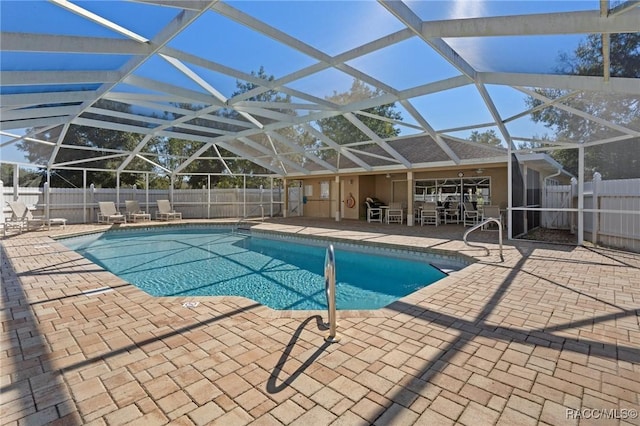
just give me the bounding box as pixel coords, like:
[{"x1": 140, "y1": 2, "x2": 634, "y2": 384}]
[
  {"x1": 460, "y1": 177, "x2": 491, "y2": 208},
  {"x1": 288, "y1": 185, "x2": 302, "y2": 216},
  {"x1": 392, "y1": 180, "x2": 408, "y2": 206}
]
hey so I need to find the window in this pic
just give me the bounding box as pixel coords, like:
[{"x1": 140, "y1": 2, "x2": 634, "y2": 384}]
[
  {"x1": 415, "y1": 177, "x2": 491, "y2": 206},
  {"x1": 320, "y1": 181, "x2": 330, "y2": 199}
]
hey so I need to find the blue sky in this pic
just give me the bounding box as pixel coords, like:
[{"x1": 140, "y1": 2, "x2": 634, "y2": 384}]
[{"x1": 1, "y1": 0, "x2": 598, "y2": 164}]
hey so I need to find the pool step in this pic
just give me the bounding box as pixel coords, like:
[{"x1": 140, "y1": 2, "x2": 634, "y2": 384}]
[
  {"x1": 233, "y1": 221, "x2": 254, "y2": 234},
  {"x1": 234, "y1": 217, "x2": 263, "y2": 233}
]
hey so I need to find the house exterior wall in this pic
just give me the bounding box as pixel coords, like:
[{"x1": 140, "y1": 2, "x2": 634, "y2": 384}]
[
  {"x1": 297, "y1": 165, "x2": 509, "y2": 220},
  {"x1": 342, "y1": 177, "x2": 359, "y2": 220},
  {"x1": 300, "y1": 177, "x2": 332, "y2": 218}
]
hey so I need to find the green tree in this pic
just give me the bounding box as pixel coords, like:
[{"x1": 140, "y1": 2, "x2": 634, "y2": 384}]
[
  {"x1": 527, "y1": 33, "x2": 640, "y2": 179},
  {"x1": 468, "y1": 129, "x2": 502, "y2": 146},
  {"x1": 517, "y1": 135, "x2": 551, "y2": 152},
  {"x1": 168, "y1": 67, "x2": 300, "y2": 188},
  {"x1": 316, "y1": 79, "x2": 402, "y2": 159},
  {"x1": 0, "y1": 164, "x2": 11, "y2": 185},
  {"x1": 0, "y1": 164, "x2": 41, "y2": 187},
  {"x1": 17, "y1": 100, "x2": 158, "y2": 187}
]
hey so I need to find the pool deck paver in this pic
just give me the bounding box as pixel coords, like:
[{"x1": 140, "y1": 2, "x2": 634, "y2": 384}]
[{"x1": 1, "y1": 218, "x2": 639, "y2": 425}]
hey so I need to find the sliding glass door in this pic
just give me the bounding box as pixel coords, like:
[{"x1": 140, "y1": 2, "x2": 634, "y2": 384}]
[{"x1": 415, "y1": 177, "x2": 491, "y2": 207}]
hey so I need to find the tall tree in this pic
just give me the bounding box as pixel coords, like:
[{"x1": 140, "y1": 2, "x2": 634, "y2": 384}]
[
  {"x1": 517, "y1": 135, "x2": 551, "y2": 152},
  {"x1": 169, "y1": 67, "x2": 302, "y2": 188},
  {"x1": 468, "y1": 129, "x2": 502, "y2": 146},
  {"x1": 527, "y1": 33, "x2": 640, "y2": 179},
  {"x1": 0, "y1": 164, "x2": 41, "y2": 187},
  {"x1": 316, "y1": 79, "x2": 402, "y2": 159},
  {"x1": 17, "y1": 100, "x2": 158, "y2": 187}
]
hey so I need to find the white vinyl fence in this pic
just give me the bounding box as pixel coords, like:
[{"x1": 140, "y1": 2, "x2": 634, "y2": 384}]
[
  {"x1": 585, "y1": 178, "x2": 640, "y2": 252},
  {"x1": 542, "y1": 184, "x2": 573, "y2": 230},
  {"x1": 1, "y1": 185, "x2": 284, "y2": 224},
  {"x1": 543, "y1": 177, "x2": 640, "y2": 252}
]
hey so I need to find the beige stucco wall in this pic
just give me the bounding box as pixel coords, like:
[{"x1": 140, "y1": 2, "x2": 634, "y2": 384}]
[
  {"x1": 490, "y1": 168, "x2": 508, "y2": 209},
  {"x1": 298, "y1": 165, "x2": 509, "y2": 219},
  {"x1": 300, "y1": 177, "x2": 332, "y2": 218},
  {"x1": 342, "y1": 177, "x2": 359, "y2": 220}
]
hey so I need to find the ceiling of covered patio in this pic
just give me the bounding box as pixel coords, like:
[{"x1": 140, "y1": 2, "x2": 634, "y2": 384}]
[{"x1": 1, "y1": 0, "x2": 638, "y2": 178}]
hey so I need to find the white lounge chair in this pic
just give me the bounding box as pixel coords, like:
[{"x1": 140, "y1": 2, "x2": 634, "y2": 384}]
[
  {"x1": 98, "y1": 202, "x2": 126, "y2": 224},
  {"x1": 156, "y1": 199, "x2": 182, "y2": 221},
  {"x1": 6, "y1": 200, "x2": 46, "y2": 231},
  {"x1": 125, "y1": 200, "x2": 151, "y2": 222}
]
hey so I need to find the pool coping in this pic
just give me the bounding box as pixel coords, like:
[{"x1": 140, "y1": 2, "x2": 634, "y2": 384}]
[{"x1": 50, "y1": 221, "x2": 481, "y2": 319}]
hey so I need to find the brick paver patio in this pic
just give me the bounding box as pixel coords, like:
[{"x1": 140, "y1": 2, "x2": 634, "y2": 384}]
[{"x1": 1, "y1": 218, "x2": 638, "y2": 425}]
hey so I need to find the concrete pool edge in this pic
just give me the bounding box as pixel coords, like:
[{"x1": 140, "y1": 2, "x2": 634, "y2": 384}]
[
  {"x1": 249, "y1": 227, "x2": 474, "y2": 273},
  {"x1": 53, "y1": 221, "x2": 475, "y2": 272},
  {"x1": 45, "y1": 221, "x2": 484, "y2": 318}
]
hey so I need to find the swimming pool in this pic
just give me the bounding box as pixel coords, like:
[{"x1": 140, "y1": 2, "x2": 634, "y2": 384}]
[{"x1": 60, "y1": 226, "x2": 459, "y2": 310}]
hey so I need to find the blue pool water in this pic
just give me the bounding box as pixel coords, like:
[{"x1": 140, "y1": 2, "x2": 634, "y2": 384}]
[{"x1": 60, "y1": 227, "x2": 449, "y2": 310}]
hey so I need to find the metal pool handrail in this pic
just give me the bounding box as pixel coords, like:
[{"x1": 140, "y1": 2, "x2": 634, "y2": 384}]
[
  {"x1": 324, "y1": 244, "x2": 340, "y2": 343},
  {"x1": 463, "y1": 218, "x2": 504, "y2": 262}
]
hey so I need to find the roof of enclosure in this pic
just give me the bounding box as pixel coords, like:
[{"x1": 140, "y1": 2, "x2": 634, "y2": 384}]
[{"x1": 1, "y1": 0, "x2": 639, "y2": 177}]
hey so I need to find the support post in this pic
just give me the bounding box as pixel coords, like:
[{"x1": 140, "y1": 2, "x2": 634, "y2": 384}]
[
  {"x1": 207, "y1": 175, "x2": 211, "y2": 219},
  {"x1": 44, "y1": 181, "x2": 50, "y2": 221},
  {"x1": 45, "y1": 170, "x2": 51, "y2": 220},
  {"x1": 270, "y1": 176, "x2": 274, "y2": 218},
  {"x1": 169, "y1": 175, "x2": 175, "y2": 204},
  {"x1": 0, "y1": 180, "x2": 4, "y2": 224},
  {"x1": 145, "y1": 173, "x2": 149, "y2": 214},
  {"x1": 577, "y1": 145, "x2": 585, "y2": 245},
  {"x1": 90, "y1": 183, "x2": 95, "y2": 223},
  {"x1": 116, "y1": 171, "x2": 121, "y2": 211},
  {"x1": 592, "y1": 172, "x2": 601, "y2": 245},
  {"x1": 335, "y1": 175, "x2": 340, "y2": 222},
  {"x1": 12, "y1": 165, "x2": 19, "y2": 201},
  {"x1": 202, "y1": 185, "x2": 207, "y2": 219},
  {"x1": 260, "y1": 184, "x2": 264, "y2": 220},
  {"x1": 243, "y1": 174, "x2": 247, "y2": 218},
  {"x1": 407, "y1": 171, "x2": 414, "y2": 226},
  {"x1": 283, "y1": 178, "x2": 288, "y2": 218},
  {"x1": 83, "y1": 169, "x2": 87, "y2": 223},
  {"x1": 507, "y1": 149, "x2": 513, "y2": 240},
  {"x1": 522, "y1": 164, "x2": 528, "y2": 234}
]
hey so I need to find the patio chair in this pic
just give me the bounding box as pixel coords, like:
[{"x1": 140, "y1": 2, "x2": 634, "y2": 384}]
[
  {"x1": 420, "y1": 202, "x2": 439, "y2": 226},
  {"x1": 365, "y1": 197, "x2": 383, "y2": 223},
  {"x1": 6, "y1": 200, "x2": 46, "y2": 231},
  {"x1": 156, "y1": 199, "x2": 182, "y2": 221},
  {"x1": 482, "y1": 205, "x2": 503, "y2": 230},
  {"x1": 443, "y1": 201, "x2": 460, "y2": 224},
  {"x1": 125, "y1": 200, "x2": 151, "y2": 222},
  {"x1": 386, "y1": 202, "x2": 403, "y2": 224},
  {"x1": 98, "y1": 201, "x2": 126, "y2": 224},
  {"x1": 463, "y1": 202, "x2": 480, "y2": 226}
]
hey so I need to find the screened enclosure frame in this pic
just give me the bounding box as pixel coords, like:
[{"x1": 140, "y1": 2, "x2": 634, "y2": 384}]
[{"x1": 1, "y1": 0, "x2": 639, "y2": 246}]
